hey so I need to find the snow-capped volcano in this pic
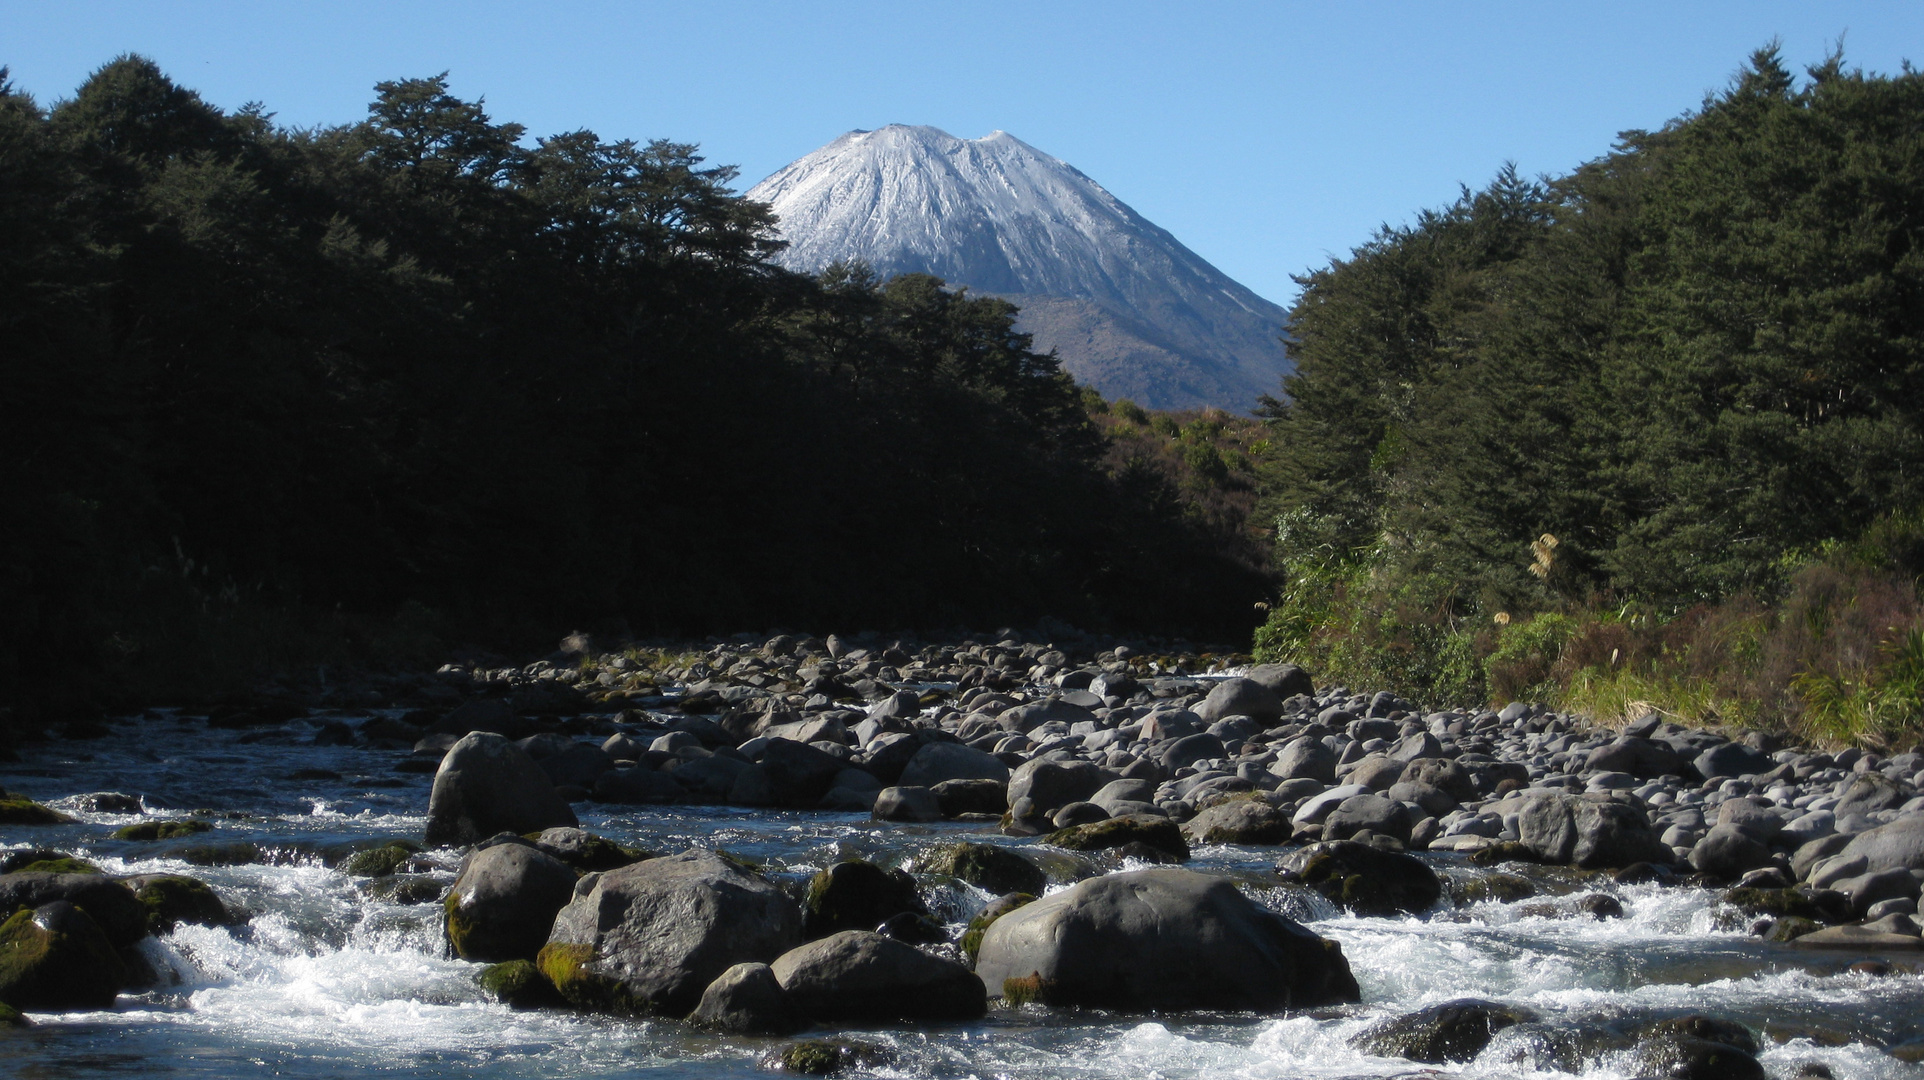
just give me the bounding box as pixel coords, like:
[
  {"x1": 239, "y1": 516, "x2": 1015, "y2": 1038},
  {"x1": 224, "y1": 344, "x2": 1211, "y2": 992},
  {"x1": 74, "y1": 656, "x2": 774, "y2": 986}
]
[{"x1": 747, "y1": 125, "x2": 1289, "y2": 411}]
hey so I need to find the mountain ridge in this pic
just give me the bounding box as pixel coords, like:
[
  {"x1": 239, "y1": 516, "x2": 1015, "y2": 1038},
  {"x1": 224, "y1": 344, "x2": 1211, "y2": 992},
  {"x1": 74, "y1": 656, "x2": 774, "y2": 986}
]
[{"x1": 747, "y1": 125, "x2": 1290, "y2": 411}]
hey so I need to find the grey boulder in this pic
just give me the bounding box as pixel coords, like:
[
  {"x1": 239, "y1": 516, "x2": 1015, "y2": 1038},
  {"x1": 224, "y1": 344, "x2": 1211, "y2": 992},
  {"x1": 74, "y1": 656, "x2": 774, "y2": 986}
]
[
  {"x1": 972, "y1": 868, "x2": 1359, "y2": 1011},
  {"x1": 770, "y1": 929, "x2": 986, "y2": 1022},
  {"x1": 425, "y1": 732, "x2": 577, "y2": 847},
  {"x1": 444, "y1": 842, "x2": 578, "y2": 962}
]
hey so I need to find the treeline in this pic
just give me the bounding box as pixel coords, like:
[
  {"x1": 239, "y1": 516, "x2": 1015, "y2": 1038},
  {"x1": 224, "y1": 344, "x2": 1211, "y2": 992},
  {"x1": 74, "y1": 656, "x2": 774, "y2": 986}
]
[
  {"x1": 1253, "y1": 47, "x2": 1924, "y2": 746},
  {"x1": 0, "y1": 56, "x2": 1265, "y2": 721}
]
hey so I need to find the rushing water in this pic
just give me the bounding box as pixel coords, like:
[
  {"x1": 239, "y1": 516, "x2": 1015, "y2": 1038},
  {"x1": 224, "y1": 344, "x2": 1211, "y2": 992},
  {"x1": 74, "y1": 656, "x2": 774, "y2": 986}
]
[{"x1": 2, "y1": 710, "x2": 1919, "y2": 1079}]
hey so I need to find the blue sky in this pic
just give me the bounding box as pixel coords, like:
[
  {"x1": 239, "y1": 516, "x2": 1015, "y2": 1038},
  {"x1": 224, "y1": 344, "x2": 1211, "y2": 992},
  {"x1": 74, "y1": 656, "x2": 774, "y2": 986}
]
[{"x1": 7, "y1": 1, "x2": 1922, "y2": 305}]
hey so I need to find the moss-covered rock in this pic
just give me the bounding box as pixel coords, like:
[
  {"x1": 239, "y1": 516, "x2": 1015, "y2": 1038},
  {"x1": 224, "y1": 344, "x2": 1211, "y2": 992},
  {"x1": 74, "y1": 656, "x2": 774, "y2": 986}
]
[
  {"x1": 924, "y1": 843, "x2": 1045, "y2": 896},
  {"x1": 534, "y1": 941, "x2": 643, "y2": 1014},
  {"x1": 0, "y1": 902, "x2": 128, "y2": 1010},
  {"x1": 478, "y1": 959, "x2": 565, "y2": 1009},
  {"x1": 113, "y1": 819, "x2": 212, "y2": 842},
  {"x1": 1447, "y1": 872, "x2": 1537, "y2": 906},
  {"x1": 800, "y1": 860, "x2": 925, "y2": 940},
  {"x1": 999, "y1": 973, "x2": 1046, "y2": 1006},
  {"x1": 960, "y1": 893, "x2": 1036, "y2": 963},
  {"x1": 0, "y1": 851, "x2": 87, "y2": 874},
  {"x1": 773, "y1": 1039, "x2": 893, "y2": 1075},
  {"x1": 1763, "y1": 916, "x2": 1821, "y2": 942},
  {"x1": 1044, "y1": 814, "x2": 1189, "y2": 860},
  {"x1": 12, "y1": 858, "x2": 101, "y2": 876},
  {"x1": 131, "y1": 875, "x2": 240, "y2": 935},
  {"x1": 0, "y1": 798, "x2": 75, "y2": 826},
  {"x1": 360, "y1": 875, "x2": 444, "y2": 905},
  {"x1": 341, "y1": 840, "x2": 424, "y2": 878},
  {"x1": 0, "y1": 1001, "x2": 26, "y2": 1026}
]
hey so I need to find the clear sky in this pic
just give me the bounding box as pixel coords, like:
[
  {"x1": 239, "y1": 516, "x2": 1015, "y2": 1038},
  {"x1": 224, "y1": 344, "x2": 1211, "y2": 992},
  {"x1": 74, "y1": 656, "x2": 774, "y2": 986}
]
[{"x1": 6, "y1": 1, "x2": 1922, "y2": 306}]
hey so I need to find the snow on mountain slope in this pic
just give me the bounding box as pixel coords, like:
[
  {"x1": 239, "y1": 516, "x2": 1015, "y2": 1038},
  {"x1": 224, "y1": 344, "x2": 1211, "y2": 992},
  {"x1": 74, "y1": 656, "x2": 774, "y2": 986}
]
[{"x1": 746, "y1": 125, "x2": 1290, "y2": 411}]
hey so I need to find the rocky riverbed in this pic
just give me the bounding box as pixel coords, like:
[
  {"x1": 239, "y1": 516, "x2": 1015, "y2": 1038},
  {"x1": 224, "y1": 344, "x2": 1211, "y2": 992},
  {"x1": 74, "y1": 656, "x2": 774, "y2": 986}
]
[{"x1": 4, "y1": 628, "x2": 1924, "y2": 1078}]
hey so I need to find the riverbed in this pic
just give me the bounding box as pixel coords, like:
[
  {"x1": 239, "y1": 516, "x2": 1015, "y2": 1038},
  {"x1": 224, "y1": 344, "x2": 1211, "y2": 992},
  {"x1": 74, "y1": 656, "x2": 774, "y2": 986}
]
[{"x1": 1, "y1": 710, "x2": 1916, "y2": 1079}]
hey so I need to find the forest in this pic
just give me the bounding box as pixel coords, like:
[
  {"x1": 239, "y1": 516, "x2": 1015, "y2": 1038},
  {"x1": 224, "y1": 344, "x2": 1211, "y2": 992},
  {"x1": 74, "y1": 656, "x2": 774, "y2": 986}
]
[
  {"x1": 1253, "y1": 47, "x2": 1924, "y2": 747},
  {"x1": 0, "y1": 56, "x2": 1266, "y2": 726}
]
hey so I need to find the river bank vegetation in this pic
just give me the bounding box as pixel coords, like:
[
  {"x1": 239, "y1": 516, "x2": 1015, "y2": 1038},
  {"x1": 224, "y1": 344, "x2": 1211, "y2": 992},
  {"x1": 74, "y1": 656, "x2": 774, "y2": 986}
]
[{"x1": 1252, "y1": 47, "x2": 1924, "y2": 749}]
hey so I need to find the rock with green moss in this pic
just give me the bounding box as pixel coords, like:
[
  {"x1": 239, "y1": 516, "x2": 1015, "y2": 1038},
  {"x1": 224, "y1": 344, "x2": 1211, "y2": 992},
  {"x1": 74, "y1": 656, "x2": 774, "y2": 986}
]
[
  {"x1": 1351, "y1": 998, "x2": 1541, "y2": 1063},
  {"x1": 445, "y1": 843, "x2": 577, "y2": 962},
  {"x1": 541, "y1": 849, "x2": 801, "y2": 1015},
  {"x1": 960, "y1": 893, "x2": 1035, "y2": 963},
  {"x1": 528, "y1": 828, "x2": 651, "y2": 873},
  {"x1": 0, "y1": 872, "x2": 148, "y2": 948},
  {"x1": 127, "y1": 875, "x2": 241, "y2": 935},
  {"x1": 0, "y1": 797, "x2": 75, "y2": 826},
  {"x1": 0, "y1": 1001, "x2": 26, "y2": 1026},
  {"x1": 12, "y1": 858, "x2": 101, "y2": 876},
  {"x1": 361, "y1": 876, "x2": 444, "y2": 905},
  {"x1": 0, "y1": 851, "x2": 87, "y2": 874},
  {"x1": 342, "y1": 840, "x2": 424, "y2": 878},
  {"x1": 0, "y1": 902, "x2": 129, "y2": 1010},
  {"x1": 772, "y1": 1039, "x2": 893, "y2": 1076},
  {"x1": 1763, "y1": 916, "x2": 1821, "y2": 942},
  {"x1": 112, "y1": 819, "x2": 213, "y2": 842},
  {"x1": 1447, "y1": 872, "x2": 1538, "y2": 906},
  {"x1": 1279, "y1": 840, "x2": 1443, "y2": 917},
  {"x1": 478, "y1": 959, "x2": 565, "y2": 1009},
  {"x1": 923, "y1": 843, "x2": 1045, "y2": 897},
  {"x1": 1044, "y1": 814, "x2": 1189, "y2": 860},
  {"x1": 801, "y1": 860, "x2": 925, "y2": 939}
]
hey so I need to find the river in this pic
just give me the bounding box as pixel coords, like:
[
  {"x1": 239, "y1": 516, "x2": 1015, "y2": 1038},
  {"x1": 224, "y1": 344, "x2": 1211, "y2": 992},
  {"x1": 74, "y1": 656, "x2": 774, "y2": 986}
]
[{"x1": 0, "y1": 709, "x2": 1915, "y2": 1078}]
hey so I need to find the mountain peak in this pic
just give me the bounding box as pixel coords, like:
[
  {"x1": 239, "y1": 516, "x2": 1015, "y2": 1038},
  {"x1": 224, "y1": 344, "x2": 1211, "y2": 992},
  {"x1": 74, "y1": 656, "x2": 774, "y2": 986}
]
[{"x1": 748, "y1": 127, "x2": 1290, "y2": 411}]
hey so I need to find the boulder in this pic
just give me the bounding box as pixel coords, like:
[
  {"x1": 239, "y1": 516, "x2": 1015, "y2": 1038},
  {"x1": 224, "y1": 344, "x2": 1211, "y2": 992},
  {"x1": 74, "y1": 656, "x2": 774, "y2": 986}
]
[
  {"x1": 425, "y1": 732, "x2": 578, "y2": 847},
  {"x1": 871, "y1": 786, "x2": 942, "y2": 823},
  {"x1": 1837, "y1": 815, "x2": 1924, "y2": 874},
  {"x1": 0, "y1": 902, "x2": 128, "y2": 1011},
  {"x1": 0, "y1": 872, "x2": 148, "y2": 948},
  {"x1": 770, "y1": 930, "x2": 986, "y2": 1022},
  {"x1": 999, "y1": 699, "x2": 1097, "y2": 734},
  {"x1": 125, "y1": 875, "x2": 241, "y2": 935},
  {"x1": 1515, "y1": 794, "x2": 1673, "y2": 868},
  {"x1": 758, "y1": 739, "x2": 848, "y2": 806},
  {"x1": 1194, "y1": 678, "x2": 1285, "y2": 723},
  {"x1": 1279, "y1": 840, "x2": 1443, "y2": 916},
  {"x1": 531, "y1": 828, "x2": 651, "y2": 873},
  {"x1": 1007, "y1": 759, "x2": 1108, "y2": 815},
  {"x1": 1694, "y1": 743, "x2": 1774, "y2": 780},
  {"x1": 1633, "y1": 1016, "x2": 1764, "y2": 1080},
  {"x1": 1181, "y1": 800, "x2": 1293, "y2": 846},
  {"x1": 1272, "y1": 737, "x2": 1337, "y2": 783},
  {"x1": 686, "y1": 962, "x2": 800, "y2": 1035},
  {"x1": 1245, "y1": 663, "x2": 1315, "y2": 699},
  {"x1": 1323, "y1": 794, "x2": 1413, "y2": 844},
  {"x1": 1835, "y1": 773, "x2": 1914, "y2": 817},
  {"x1": 445, "y1": 843, "x2": 579, "y2": 962},
  {"x1": 898, "y1": 742, "x2": 1011, "y2": 788},
  {"x1": 1351, "y1": 998, "x2": 1540, "y2": 1063},
  {"x1": 800, "y1": 860, "x2": 926, "y2": 939},
  {"x1": 973, "y1": 868, "x2": 1359, "y2": 1011},
  {"x1": 931, "y1": 778, "x2": 1007, "y2": 816},
  {"x1": 1585, "y1": 737, "x2": 1686, "y2": 779},
  {"x1": 923, "y1": 843, "x2": 1046, "y2": 896},
  {"x1": 1154, "y1": 733, "x2": 1227, "y2": 772},
  {"x1": 1045, "y1": 814, "x2": 1189, "y2": 860},
  {"x1": 538, "y1": 849, "x2": 801, "y2": 1015},
  {"x1": 1689, "y1": 825, "x2": 1777, "y2": 880}
]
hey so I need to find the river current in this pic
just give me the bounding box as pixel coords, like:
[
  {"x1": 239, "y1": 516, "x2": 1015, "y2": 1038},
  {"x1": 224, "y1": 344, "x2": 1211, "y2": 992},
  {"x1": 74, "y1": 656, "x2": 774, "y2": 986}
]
[{"x1": 1, "y1": 709, "x2": 1917, "y2": 1079}]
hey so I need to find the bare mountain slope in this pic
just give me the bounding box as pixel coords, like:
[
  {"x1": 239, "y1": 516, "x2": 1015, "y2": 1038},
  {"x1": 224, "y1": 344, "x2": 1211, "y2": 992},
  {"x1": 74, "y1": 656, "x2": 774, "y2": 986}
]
[{"x1": 746, "y1": 125, "x2": 1289, "y2": 411}]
